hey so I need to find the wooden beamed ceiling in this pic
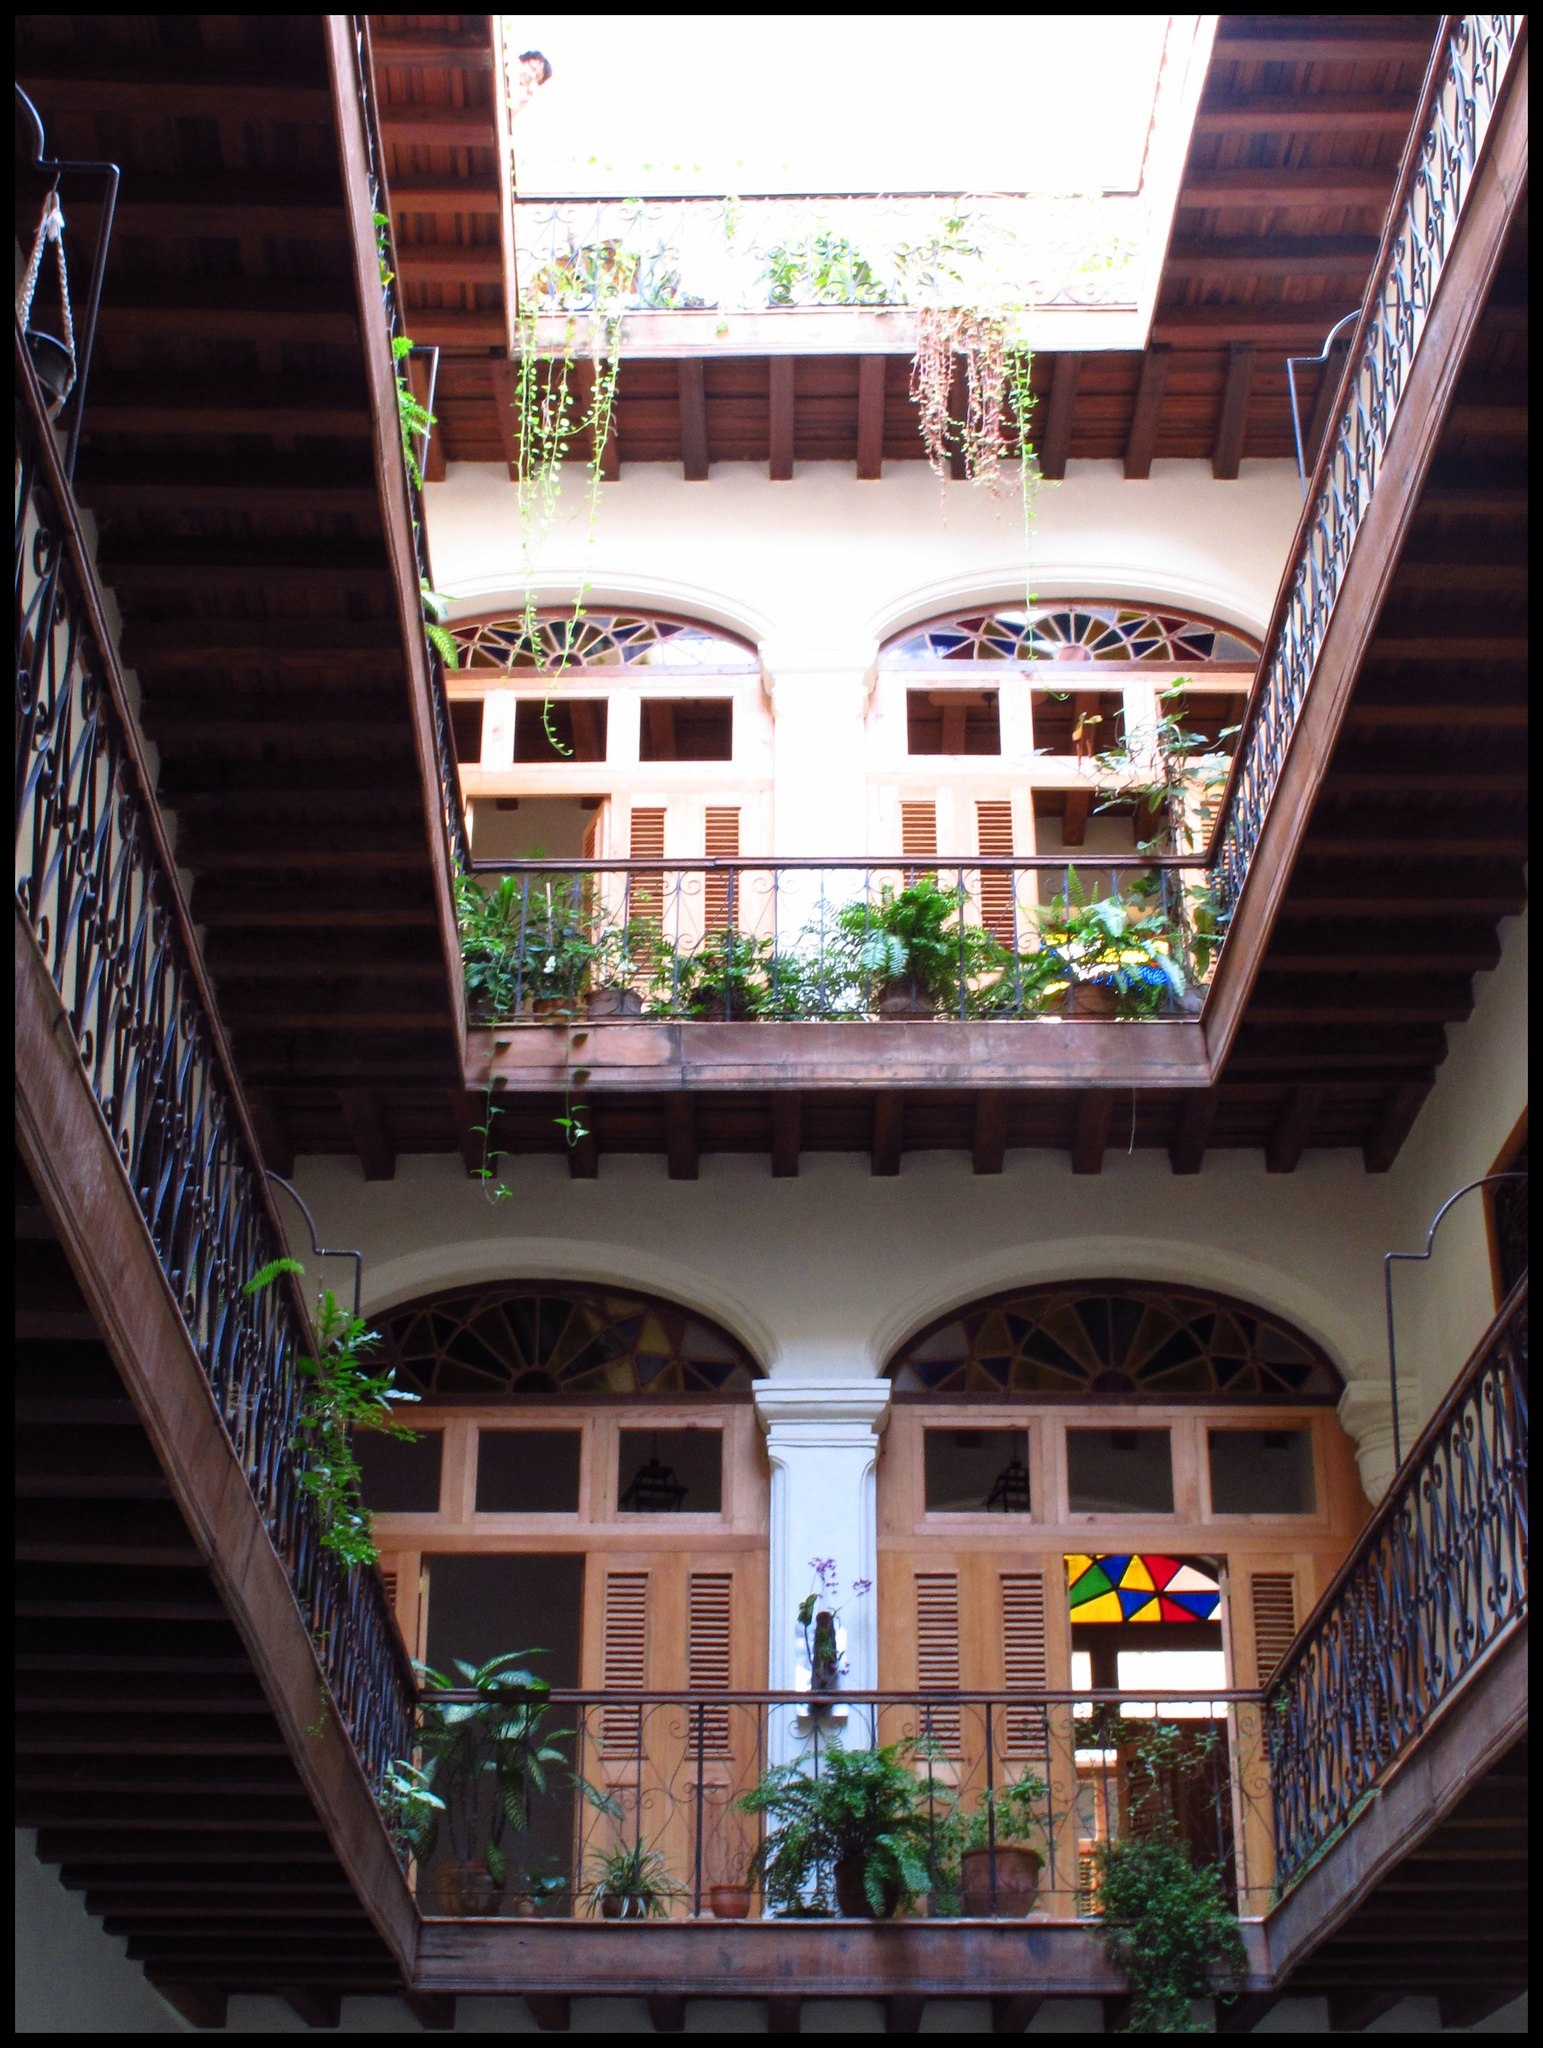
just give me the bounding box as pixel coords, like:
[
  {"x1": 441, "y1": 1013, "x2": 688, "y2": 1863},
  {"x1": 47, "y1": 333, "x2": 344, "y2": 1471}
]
[{"x1": 372, "y1": 14, "x2": 1441, "y2": 477}]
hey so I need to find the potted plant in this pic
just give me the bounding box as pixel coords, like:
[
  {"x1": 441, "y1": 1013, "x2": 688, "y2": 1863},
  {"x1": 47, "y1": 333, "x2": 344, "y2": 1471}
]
[
  {"x1": 580, "y1": 1838, "x2": 686, "y2": 1920},
  {"x1": 668, "y1": 931, "x2": 775, "y2": 1021},
  {"x1": 1033, "y1": 869, "x2": 1187, "y2": 1019},
  {"x1": 707, "y1": 1879, "x2": 755, "y2": 1920},
  {"x1": 737, "y1": 1739, "x2": 937, "y2": 1921},
  {"x1": 952, "y1": 1770, "x2": 1050, "y2": 1917},
  {"x1": 583, "y1": 918, "x2": 651, "y2": 1019},
  {"x1": 408, "y1": 1651, "x2": 574, "y2": 1917},
  {"x1": 837, "y1": 877, "x2": 1005, "y2": 1019},
  {"x1": 796, "y1": 1557, "x2": 871, "y2": 1696}
]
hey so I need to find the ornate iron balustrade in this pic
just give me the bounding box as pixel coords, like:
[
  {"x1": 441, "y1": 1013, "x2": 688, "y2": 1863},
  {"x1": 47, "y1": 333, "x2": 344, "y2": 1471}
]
[
  {"x1": 460, "y1": 855, "x2": 1212, "y2": 1024},
  {"x1": 15, "y1": 335, "x2": 417, "y2": 1794},
  {"x1": 1210, "y1": 14, "x2": 1524, "y2": 922},
  {"x1": 512, "y1": 191, "x2": 1142, "y2": 319},
  {"x1": 413, "y1": 1688, "x2": 1275, "y2": 1920},
  {"x1": 348, "y1": 15, "x2": 472, "y2": 879},
  {"x1": 1266, "y1": 1278, "x2": 1528, "y2": 1888}
]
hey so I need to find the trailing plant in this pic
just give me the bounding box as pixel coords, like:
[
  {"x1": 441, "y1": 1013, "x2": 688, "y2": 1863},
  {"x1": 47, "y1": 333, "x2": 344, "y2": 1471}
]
[
  {"x1": 1095, "y1": 1721, "x2": 1247, "y2": 2033},
  {"x1": 243, "y1": 1260, "x2": 420, "y2": 1569},
  {"x1": 579, "y1": 1837, "x2": 687, "y2": 1919},
  {"x1": 420, "y1": 581, "x2": 459, "y2": 670},
  {"x1": 738, "y1": 1739, "x2": 939, "y2": 1919}
]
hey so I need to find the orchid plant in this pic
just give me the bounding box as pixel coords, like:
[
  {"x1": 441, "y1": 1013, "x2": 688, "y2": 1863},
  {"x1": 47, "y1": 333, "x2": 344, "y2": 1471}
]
[{"x1": 797, "y1": 1557, "x2": 872, "y2": 1693}]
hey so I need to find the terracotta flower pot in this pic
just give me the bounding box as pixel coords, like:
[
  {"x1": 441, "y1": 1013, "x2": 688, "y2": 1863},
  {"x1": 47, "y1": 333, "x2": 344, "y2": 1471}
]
[
  {"x1": 708, "y1": 1882, "x2": 754, "y2": 1920},
  {"x1": 960, "y1": 1846, "x2": 1042, "y2": 1917},
  {"x1": 875, "y1": 978, "x2": 937, "y2": 1019},
  {"x1": 1063, "y1": 979, "x2": 1120, "y2": 1019},
  {"x1": 586, "y1": 985, "x2": 644, "y2": 1019},
  {"x1": 833, "y1": 1856, "x2": 902, "y2": 1920},
  {"x1": 424, "y1": 1860, "x2": 503, "y2": 1916},
  {"x1": 530, "y1": 994, "x2": 573, "y2": 1020}
]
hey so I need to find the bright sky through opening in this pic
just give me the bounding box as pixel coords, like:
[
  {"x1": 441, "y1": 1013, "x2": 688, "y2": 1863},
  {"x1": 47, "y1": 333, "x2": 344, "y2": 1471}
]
[{"x1": 511, "y1": 15, "x2": 1173, "y2": 196}]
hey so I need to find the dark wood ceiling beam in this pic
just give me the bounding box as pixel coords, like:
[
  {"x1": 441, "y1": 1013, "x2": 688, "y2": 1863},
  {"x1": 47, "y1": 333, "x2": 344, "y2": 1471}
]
[
  {"x1": 16, "y1": 65, "x2": 331, "y2": 119},
  {"x1": 1071, "y1": 1091, "x2": 1113, "y2": 1174},
  {"x1": 568, "y1": 1117, "x2": 599, "y2": 1179},
  {"x1": 856, "y1": 355, "x2": 886, "y2": 479},
  {"x1": 1179, "y1": 167, "x2": 1394, "y2": 207},
  {"x1": 1123, "y1": 345, "x2": 1170, "y2": 479},
  {"x1": 377, "y1": 107, "x2": 497, "y2": 148},
  {"x1": 1362, "y1": 632, "x2": 1528, "y2": 663},
  {"x1": 772, "y1": 1094, "x2": 802, "y2": 1178},
  {"x1": 337, "y1": 1091, "x2": 396, "y2": 1181},
  {"x1": 646, "y1": 1995, "x2": 687, "y2": 2034},
  {"x1": 1152, "y1": 304, "x2": 1361, "y2": 345},
  {"x1": 372, "y1": 29, "x2": 495, "y2": 64},
  {"x1": 98, "y1": 547, "x2": 393, "y2": 591},
  {"x1": 74, "y1": 459, "x2": 378, "y2": 514},
  {"x1": 1169, "y1": 1088, "x2": 1217, "y2": 1175},
  {"x1": 768, "y1": 357, "x2": 795, "y2": 480},
  {"x1": 1216, "y1": 1994, "x2": 1282, "y2": 2034},
  {"x1": 66, "y1": 185, "x2": 346, "y2": 237},
  {"x1": 1166, "y1": 237, "x2": 1381, "y2": 279},
  {"x1": 1195, "y1": 93, "x2": 1421, "y2": 135},
  {"x1": 1038, "y1": 353, "x2": 1082, "y2": 480},
  {"x1": 85, "y1": 388, "x2": 371, "y2": 438},
  {"x1": 1265, "y1": 1085, "x2": 1323, "y2": 1174},
  {"x1": 678, "y1": 360, "x2": 710, "y2": 480},
  {"x1": 399, "y1": 245, "x2": 503, "y2": 284},
  {"x1": 767, "y1": 1996, "x2": 802, "y2": 2034},
  {"x1": 247, "y1": 1098, "x2": 296, "y2": 1179},
  {"x1": 526, "y1": 1995, "x2": 572, "y2": 2032},
  {"x1": 972, "y1": 1093, "x2": 1008, "y2": 1176},
  {"x1": 665, "y1": 1097, "x2": 698, "y2": 1180},
  {"x1": 872, "y1": 1093, "x2": 904, "y2": 1176},
  {"x1": 281, "y1": 1989, "x2": 345, "y2": 2030},
  {"x1": 488, "y1": 358, "x2": 522, "y2": 483},
  {"x1": 1061, "y1": 789, "x2": 1091, "y2": 846},
  {"x1": 992, "y1": 1994, "x2": 1047, "y2": 2033},
  {"x1": 385, "y1": 178, "x2": 501, "y2": 209},
  {"x1": 403, "y1": 310, "x2": 507, "y2": 348},
  {"x1": 152, "y1": 1984, "x2": 229, "y2": 2031},
  {"x1": 886, "y1": 1995, "x2": 925, "y2": 2033},
  {"x1": 1213, "y1": 342, "x2": 1256, "y2": 479},
  {"x1": 403, "y1": 1996, "x2": 458, "y2": 2030},
  {"x1": 1363, "y1": 1081, "x2": 1432, "y2": 1173},
  {"x1": 98, "y1": 286, "x2": 359, "y2": 344},
  {"x1": 1326, "y1": 1992, "x2": 1406, "y2": 2033},
  {"x1": 1211, "y1": 26, "x2": 1436, "y2": 62}
]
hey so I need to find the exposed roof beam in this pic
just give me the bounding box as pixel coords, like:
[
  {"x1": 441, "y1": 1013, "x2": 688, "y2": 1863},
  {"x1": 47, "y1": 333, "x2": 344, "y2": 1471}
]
[
  {"x1": 768, "y1": 356, "x2": 795, "y2": 480},
  {"x1": 1213, "y1": 342, "x2": 1256, "y2": 479},
  {"x1": 972, "y1": 1093, "x2": 1008, "y2": 1176},
  {"x1": 665, "y1": 1096, "x2": 698, "y2": 1180},
  {"x1": 1211, "y1": 26, "x2": 1435, "y2": 63},
  {"x1": 1039, "y1": 353, "x2": 1082, "y2": 480},
  {"x1": 385, "y1": 178, "x2": 501, "y2": 209},
  {"x1": 1071, "y1": 1091, "x2": 1112, "y2": 1174},
  {"x1": 1265, "y1": 1085, "x2": 1323, "y2": 1173},
  {"x1": 1169, "y1": 1088, "x2": 1217, "y2": 1176},
  {"x1": 1364, "y1": 1081, "x2": 1433, "y2": 1174},
  {"x1": 856, "y1": 355, "x2": 886, "y2": 479},
  {"x1": 16, "y1": 64, "x2": 329, "y2": 119},
  {"x1": 1152, "y1": 304, "x2": 1361, "y2": 345},
  {"x1": 678, "y1": 360, "x2": 710, "y2": 480},
  {"x1": 447, "y1": 1091, "x2": 486, "y2": 1179},
  {"x1": 85, "y1": 386, "x2": 370, "y2": 437},
  {"x1": 378, "y1": 107, "x2": 496, "y2": 148},
  {"x1": 1165, "y1": 237, "x2": 1381, "y2": 279},
  {"x1": 403, "y1": 311, "x2": 506, "y2": 347},
  {"x1": 370, "y1": 31, "x2": 495, "y2": 67},
  {"x1": 99, "y1": 285, "x2": 359, "y2": 344},
  {"x1": 1195, "y1": 92, "x2": 1421, "y2": 135},
  {"x1": 771, "y1": 1094, "x2": 801, "y2": 1178},
  {"x1": 488, "y1": 359, "x2": 522, "y2": 482},
  {"x1": 1179, "y1": 167, "x2": 1394, "y2": 207},
  {"x1": 396, "y1": 244, "x2": 502, "y2": 283},
  {"x1": 1123, "y1": 344, "x2": 1170, "y2": 480},
  {"x1": 872, "y1": 1094, "x2": 904, "y2": 1176}
]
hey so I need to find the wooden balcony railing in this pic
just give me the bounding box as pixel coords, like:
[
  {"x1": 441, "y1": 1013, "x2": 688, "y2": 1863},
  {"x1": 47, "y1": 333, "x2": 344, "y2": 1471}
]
[
  {"x1": 1265, "y1": 1276, "x2": 1528, "y2": 1888},
  {"x1": 15, "y1": 331, "x2": 417, "y2": 1793}
]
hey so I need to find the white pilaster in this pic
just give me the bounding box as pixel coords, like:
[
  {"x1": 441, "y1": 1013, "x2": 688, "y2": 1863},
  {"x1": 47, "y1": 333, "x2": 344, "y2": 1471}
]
[
  {"x1": 1337, "y1": 1376, "x2": 1423, "y2": 1504},
  {"x1": 754, "y1": 1380, "x2": 891, "y2": 1720}
]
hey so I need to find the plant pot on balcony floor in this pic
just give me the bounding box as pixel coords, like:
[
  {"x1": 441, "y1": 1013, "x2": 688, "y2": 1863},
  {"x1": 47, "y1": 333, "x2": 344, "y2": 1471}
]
[
  {"x1": 708, "y1": 1882, "x2": 754, "y2": 1919},
  {"x1": 875, "y1": 979, "x2": 937, "y2": 1019},
  {"x1": 423, "y1": 1860, "x2": 503, "y2": 1916},
  {"x1": 833, "y1": 1856, "x2": 903, "y2": 1920},
  {"x1": 960, "y1": 1846, "x2": 1042, "y2": 1917},
  {"x1": 586, "y1": 984, "x2": 644, "y2": 1019},
  {"x1": 1049, "y1": 979, "x2": 1119, "y2": 1019}
]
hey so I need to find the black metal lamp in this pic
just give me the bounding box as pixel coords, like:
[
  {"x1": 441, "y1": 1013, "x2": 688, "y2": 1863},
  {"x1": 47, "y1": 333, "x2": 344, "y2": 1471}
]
[
  {"x1": 620, "y1": 1450, "x2": 687, "y2": 1513},
  {"x1": 984, "y1": 1455, "x2": 1031, "y2": 1513}
]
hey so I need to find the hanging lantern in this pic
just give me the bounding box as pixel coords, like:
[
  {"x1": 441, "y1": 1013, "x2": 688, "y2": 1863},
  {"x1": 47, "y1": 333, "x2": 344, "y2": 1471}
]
[
  {"x1": 620, "y1": 1452, "x2": 687, "y2": 1513},
  {"x1": 984, "y1": 1454, "x2": 1031, "y2": 1513},
  {"x1": 17, "y1": 189, "x2": 77, "y2": 416}
]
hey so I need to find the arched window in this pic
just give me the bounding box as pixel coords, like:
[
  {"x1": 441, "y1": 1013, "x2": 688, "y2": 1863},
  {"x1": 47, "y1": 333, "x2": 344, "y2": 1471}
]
[
  {"x1": 880, "y1": 602, "x2": 1259, "y2": 668},
  {"x1": 887, "y1": 1281, "x2": 1340, "y2": 1401},
  {"x1": 453, "y1": 608, "x2": 758, "y2": 674},
  {"x1": 377, "y1": 1279, "x2": 761, "y2": 1397}
]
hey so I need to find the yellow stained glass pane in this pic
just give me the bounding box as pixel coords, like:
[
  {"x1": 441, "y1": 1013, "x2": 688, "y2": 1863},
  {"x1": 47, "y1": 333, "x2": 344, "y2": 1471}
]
[
  {"x1": 1065, "y1": 1553, "x2": 1094, "y2": 1583},
  {"x1": 1075, "y1": 1591, "x2": 1126, "y2": 1623},
  {"x1": 1122, "y1": 1556, "x2": 1156, "y2": 1592}
]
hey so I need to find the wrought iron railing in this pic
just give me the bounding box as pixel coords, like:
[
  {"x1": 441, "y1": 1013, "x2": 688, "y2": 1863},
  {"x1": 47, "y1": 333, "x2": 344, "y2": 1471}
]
[
  {"x1": 16, "y1": 334, "x2": 417, "y2": 1793},
  {"x1": 1210, "y1": 14, "x2": 1524, "y2": 921},
  {"x1": 412, "y1": 1688, "x2": 1275, "y2": 1920},
  {"x1": 1266, "y1": 1277, "x2": 1528, "y2": 1887},
  {"x1": 349, "y1": 14, "x2": 471, "y2": 878},
  {"x1": 459, "y1": 855, "x2": 1212, "y2": 1024},
  {"x1": 513, "y1": 191, "x2": 1141, "y2": 320}
]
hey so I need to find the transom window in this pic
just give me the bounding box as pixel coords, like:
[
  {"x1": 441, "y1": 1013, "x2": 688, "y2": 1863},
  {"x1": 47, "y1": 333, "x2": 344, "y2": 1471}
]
[
  {"x1": 882, "y1": 603, "x2": 1259, "y2": 668},
  {"x1": 377, "y1": 1281, "x2": 760, "y2": 1398},
  {"x1": 452, "y1": 609, "x2": 758, "y2": 673},
  {"x1": 889, "y1": 1283, "x2": 1339, "y2": 1401}
]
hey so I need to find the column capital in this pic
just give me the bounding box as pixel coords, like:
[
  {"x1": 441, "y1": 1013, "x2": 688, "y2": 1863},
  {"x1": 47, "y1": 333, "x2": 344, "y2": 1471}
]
[
  {"x1": 754, "y1": 1379, "x2": 891, "y2": 1441},
  {"x1": 1337, "y1": 1376, "x2": 1421, "y2": 1503}
]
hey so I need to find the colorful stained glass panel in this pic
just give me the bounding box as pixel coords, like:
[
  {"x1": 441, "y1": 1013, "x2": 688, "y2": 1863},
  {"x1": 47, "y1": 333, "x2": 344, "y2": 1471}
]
[{"x1": 1067, "y1": 1552, "x2": 1220, "y2": 1622}]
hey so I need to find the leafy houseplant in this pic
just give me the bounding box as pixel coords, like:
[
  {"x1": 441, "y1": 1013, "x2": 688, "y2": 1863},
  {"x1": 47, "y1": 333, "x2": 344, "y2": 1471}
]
[
  {"x1": 455, "y1": 872, "x2": 598, "y2": 1019},
  {"x1": 797, "y1": 1557, "x2": 871, "y2": 1694},
  {"x1": 763, "y1": 230, "x2": 889, "y2": 308},
  {"x1": 738, "y1": 1740, "x2": 936, "y2": 1920},
  {"x1": 243, "y1": 1260, "x2": 419, "y2": 1569},
  {"x1": 580, "y1": 1838, "x2": 687, "y2": 1920},
  {"x1": 1095, "y1": 1722, "x2": 1246, "y2": 2033},
  {"x1": 837, "y1": 877, "x2": 1007, "y2": 1018},
  {"x1": 1034, "y1": 869, "x2": 1187, "y2": 1019},
  {"x1": 950, "y1": 1771, "x2": 1050, "y2": 1917},
  {"x1": 409, "y1": 1652, "x2": 577, "y2": 1916},
  {"x1": 666, "y1": 930, "x2": 775, "y2": 1021}
]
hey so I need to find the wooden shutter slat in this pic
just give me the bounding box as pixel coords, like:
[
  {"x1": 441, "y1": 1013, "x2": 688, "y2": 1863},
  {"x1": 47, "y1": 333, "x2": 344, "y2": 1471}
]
[
  {"x1": 629, "y1": 807, "x2": 667, "y2": 962},
  {"x1": 900, "y1": 801, "x2": 938, "y2": 859},
  {"x1": 1249, "y1": 1572, "x2": 1298, "y2": 1686},
  {"x1": 976, "y1": 799, "x2": 1016, "y2": 945},
  {"x1": 915, "y1": 1571, "x2": 961, "y2": 1754},
  {"x1": 703, "y1": 806, "x2": 740, "y2": 934},
  {"x1": 688, "y1": 1571, "x2": 734, "y2": 1759},
  {"x1": 1001, "y1": 1572, "x2": 1049, "y2": 1757},
  {"x1": 601, "y1": 1571, "x2": 649, "y2": 1755}
]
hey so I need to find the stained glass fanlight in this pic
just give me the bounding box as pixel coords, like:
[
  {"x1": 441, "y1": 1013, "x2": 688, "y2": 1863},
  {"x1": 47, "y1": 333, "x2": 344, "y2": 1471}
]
[
  {"x1": 451, "y1": 609, "x2": 758, "y2": 674},
  {"x1": 1067, "y1": 1553, "x2": 1221, "y2": 1624},
  {"x1": 881, "y1": 603, "x2": 1259, "y2": 669},
  {"x1": 376, "y1": 1282, "x2": 760, "y2": 1397}
]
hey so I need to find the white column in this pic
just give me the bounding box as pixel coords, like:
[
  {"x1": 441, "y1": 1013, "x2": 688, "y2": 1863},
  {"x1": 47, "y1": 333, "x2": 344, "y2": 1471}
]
[
  {"x1": 1338, "y1": 1378, "x2": 1423, "y2": 1504},
  {"x1": 754, "y1": 1380, "x2": 891, "y2": 1755}
]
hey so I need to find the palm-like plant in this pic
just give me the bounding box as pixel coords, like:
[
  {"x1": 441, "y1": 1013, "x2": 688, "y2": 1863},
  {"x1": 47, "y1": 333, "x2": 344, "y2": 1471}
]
[
  {"x1": 737, "y1": 1740, "x2": 940, "y2": 1918},
  {"x1": 411, "y1": 1652, "x2": 572, "y2": 1891}
]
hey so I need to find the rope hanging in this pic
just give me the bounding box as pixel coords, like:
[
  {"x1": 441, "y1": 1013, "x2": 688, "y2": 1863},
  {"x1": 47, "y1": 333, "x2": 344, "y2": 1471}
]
[{"x1": 17, "y1": 186, "x2": 77, "y2": 407}]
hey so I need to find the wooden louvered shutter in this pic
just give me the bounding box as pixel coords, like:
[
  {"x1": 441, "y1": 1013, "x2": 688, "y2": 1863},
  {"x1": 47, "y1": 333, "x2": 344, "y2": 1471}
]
[
  {"x1": 687, "y1": 1571, "x2": 733, "y2": 1759},
  {"x1": 582, "y1": 811, "x2": 601, "y2": 861},
  {"x1": 601, "y1": 1570, "x2": 649, "y2": 1755},
  {"x1": 1249, "y1": 1572, "x2": 1298, "y2": 1686},
  {"x1": 629, "y1": 807, "x2": 667, "y2": 962},
  {"x1": 915, "y1": 1572, "x2": 961, "y2": 1754},
  {"x1": 900, "y1": 801, "x2": 938, "y2": 880},
  {"x1": 976, "y1": 800, "x2": 1016, "y2": 945},
  {"x1": 703, "y1": 806, "x2": 740, "y2": 934},
  {"x1": 1001, "y1": 1572, "x2": 1048, "y2": 1758}
]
